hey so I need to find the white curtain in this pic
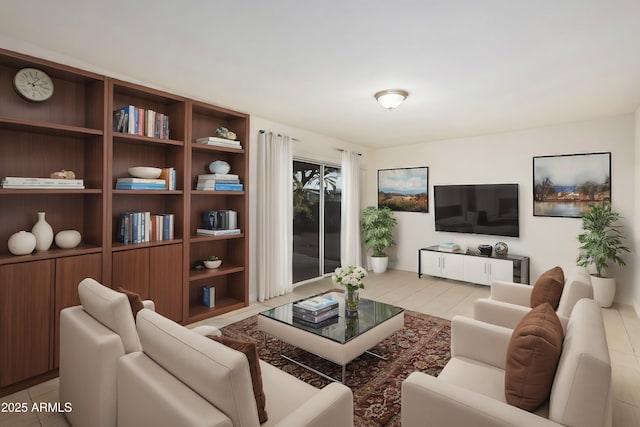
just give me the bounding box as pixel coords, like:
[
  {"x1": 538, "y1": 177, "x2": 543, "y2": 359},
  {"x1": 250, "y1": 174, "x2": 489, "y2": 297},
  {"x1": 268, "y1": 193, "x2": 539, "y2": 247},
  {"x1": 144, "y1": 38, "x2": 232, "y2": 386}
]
[
  {"x1": 340, "y1": 150, "x2": 362, "y2": 267},
  {"x1": 257, "y1": 131, "x2": 293, "y2": 301}
]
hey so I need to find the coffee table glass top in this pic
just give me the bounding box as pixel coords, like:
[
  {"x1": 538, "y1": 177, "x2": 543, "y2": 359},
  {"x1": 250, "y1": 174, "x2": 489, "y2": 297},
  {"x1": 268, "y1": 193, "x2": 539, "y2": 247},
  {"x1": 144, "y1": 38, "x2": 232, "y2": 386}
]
[{"x1": 259, "y1": 292, "x2": 404, "y2": 344}]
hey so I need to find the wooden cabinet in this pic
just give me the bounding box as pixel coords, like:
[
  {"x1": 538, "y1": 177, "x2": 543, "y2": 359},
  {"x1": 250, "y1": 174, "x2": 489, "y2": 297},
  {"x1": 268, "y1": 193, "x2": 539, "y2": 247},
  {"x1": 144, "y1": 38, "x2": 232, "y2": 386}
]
[
  {"x1": 0, "y1": 48, "x2": 250, "y2": 394},
  {"x1": 418, "y1": 246, "x2": 529, "y2": 286},
  {"x1": 0, "y1": 261, "x2": 53, "y2": 387}
]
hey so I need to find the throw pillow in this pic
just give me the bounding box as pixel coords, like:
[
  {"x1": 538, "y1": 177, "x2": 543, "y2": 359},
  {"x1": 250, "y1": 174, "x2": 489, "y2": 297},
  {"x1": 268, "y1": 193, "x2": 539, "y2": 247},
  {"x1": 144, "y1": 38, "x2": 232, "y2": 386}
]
[
  {"x1": 505, "y1": 302, "x2": 564, "y2": 411},
  {"x1": 208, "y1": 335, "x2": 268, "y2": 423},
  {"x1": 114, "y1": 286, "x2": 144, "y2": 318},
  {"x1": 530, "y1": 266, "x2": 564, "y2": 309}
]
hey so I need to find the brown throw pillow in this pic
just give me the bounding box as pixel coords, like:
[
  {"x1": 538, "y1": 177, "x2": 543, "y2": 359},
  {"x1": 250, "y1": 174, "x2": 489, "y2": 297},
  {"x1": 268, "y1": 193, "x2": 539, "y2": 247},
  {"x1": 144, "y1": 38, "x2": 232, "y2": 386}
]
[
  {"x1": 208, "y1": 335, "x2": 268, "y2": 423},
  {"x1": 530, "y1": 266, "x2": 564, "y2": 309},
  {"x1": 505, "y1": 302, "x2": 564, "y2": 411},
  {"x1": 115, "y1": 287, "x2": 144, "y2": 317}
]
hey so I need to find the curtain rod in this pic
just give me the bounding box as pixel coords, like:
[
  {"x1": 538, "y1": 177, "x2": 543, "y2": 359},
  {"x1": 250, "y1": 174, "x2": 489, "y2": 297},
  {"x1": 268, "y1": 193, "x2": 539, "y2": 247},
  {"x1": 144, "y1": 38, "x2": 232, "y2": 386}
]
[
  {"x1": 336, "y1": 148, "x2": 362, "y2": 156},
  {"x1": 258, "y1": 129, "x2": 301, "y2": 141}
]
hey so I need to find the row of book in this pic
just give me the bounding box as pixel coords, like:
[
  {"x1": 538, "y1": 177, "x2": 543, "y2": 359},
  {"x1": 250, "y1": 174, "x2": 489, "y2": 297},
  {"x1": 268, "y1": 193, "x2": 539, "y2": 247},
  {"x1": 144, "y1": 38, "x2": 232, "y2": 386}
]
[
  {"x1": 196, "y1": 173, "x2": 243, "y2": 191},
  {"x1": 116, "y1": 168, "x2": 177, "y2": 190},
  {"x1": 2, "y1": 176, "x2": 85, "y2": 189},
  {"x1": 117, "y1": 212, "x2": 175, "y2": 244},
  {"x1": 292, "y1": 296, "x2": 339, "y2": 327},
  {"x1": 113, "y1": 105, "x2": 170, "y2": 140},
  {"x1": 195, "y1": 136, "x2": 243, "y2": 150}
]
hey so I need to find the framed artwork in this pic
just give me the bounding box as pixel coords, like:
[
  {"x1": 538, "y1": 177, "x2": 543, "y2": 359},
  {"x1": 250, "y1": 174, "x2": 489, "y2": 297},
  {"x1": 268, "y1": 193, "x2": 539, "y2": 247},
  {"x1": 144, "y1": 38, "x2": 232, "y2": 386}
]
[
  {"x1": 533, "y1": 152, "x2": 611, "y2": 218},
  {"x1": 378, "y1": 167, "x2": 429, "y2": 213}
]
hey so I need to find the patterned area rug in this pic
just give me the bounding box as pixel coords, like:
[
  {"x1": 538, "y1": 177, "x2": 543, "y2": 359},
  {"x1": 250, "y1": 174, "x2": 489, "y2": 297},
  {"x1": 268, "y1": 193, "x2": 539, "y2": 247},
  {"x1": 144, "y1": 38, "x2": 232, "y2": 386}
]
[{"x1": 220, "y1": 310, "x2": 451, "y2": 427}]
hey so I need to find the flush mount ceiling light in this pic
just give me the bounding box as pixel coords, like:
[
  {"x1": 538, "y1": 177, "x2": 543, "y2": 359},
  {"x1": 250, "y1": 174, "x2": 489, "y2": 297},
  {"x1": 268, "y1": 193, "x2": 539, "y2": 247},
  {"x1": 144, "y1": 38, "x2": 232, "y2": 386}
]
[{"x1": 374, "y1": 89, "x2": 409, "y2": 109}]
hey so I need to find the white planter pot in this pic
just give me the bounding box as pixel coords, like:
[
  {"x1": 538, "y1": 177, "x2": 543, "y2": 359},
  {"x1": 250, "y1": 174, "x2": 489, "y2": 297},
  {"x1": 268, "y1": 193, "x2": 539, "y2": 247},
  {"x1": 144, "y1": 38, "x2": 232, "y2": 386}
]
[
  {"x1": 370, "y1": 256, "x2": 389, "y2": 274},
  {"x1": 591, "y1": 276, "x2": 616, "y2": 308}
]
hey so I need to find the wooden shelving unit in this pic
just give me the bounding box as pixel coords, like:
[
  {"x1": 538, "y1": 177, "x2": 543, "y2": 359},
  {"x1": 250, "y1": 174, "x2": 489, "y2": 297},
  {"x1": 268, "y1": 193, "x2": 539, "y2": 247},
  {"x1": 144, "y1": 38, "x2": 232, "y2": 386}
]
[{"x1": 0, "y1": 48, "x2": 250, "y2": 396}]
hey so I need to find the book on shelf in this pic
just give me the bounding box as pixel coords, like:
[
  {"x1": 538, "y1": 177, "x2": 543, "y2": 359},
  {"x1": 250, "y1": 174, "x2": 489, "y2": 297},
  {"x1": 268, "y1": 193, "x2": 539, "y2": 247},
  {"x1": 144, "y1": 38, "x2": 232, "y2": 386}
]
[
  {"x1": 202, "y1": 285, "x2": 215, "y2": 308},
  {"x1": 113, "y1": 105, "x2": 170, "y2": 139},
  {"x1": 293, "y1": 296, "x2": 339, "y2": 315},
  {"x1": 197, "y1": 173, "x2": 239, "y2": 180},
  {"x1": 195, "y1": 136, "x2": 242, "y2": 149},
  {"x1": 117, "y1": 212, "x2": 174, "y2": 243},
  {"x1": 159, "y1": 167, "x2": 176, "y2": 190},
  {"x1": 115, "y1": 183, "x2": 166, "y2": 190},
  {"x1": 292, "y1": 307, "x2": 339, "y2": 324},
  {"x1": 2, "y1": 177, "x2": 85, "y2": 189},
  {"x1": 293, "y1": 315, "x2": 340, "y2": 329},
  {"x1": 117, "y1": 177, "x2": 166, "y2": 185},
  {"x1": 212, "y1": 183, "x2": 243, "y2": 191},
  {"x1": 196, "y1": 228, "x2": 241, "y2": 236}
]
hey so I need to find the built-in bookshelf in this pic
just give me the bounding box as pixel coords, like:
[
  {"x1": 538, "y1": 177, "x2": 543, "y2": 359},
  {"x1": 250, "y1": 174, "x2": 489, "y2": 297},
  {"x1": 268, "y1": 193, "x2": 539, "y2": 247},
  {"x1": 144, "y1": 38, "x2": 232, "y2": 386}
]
[{"x1": 0, "y1": 48, "x2": 250, "y2": 396}]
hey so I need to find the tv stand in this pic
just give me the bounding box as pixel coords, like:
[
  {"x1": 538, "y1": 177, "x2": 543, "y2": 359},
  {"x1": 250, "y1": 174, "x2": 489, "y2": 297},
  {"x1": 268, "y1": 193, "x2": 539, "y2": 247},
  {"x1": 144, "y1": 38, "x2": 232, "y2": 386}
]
[{"x1": 418, "y1": 246, "x2": 529, "y2": 286}]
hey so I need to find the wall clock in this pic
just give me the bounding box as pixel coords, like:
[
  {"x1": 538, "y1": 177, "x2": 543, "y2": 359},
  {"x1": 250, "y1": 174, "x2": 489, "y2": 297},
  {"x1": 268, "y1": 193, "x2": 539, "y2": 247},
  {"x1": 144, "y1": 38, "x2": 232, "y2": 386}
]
[{"x1": 13, "y1": 67, "x2": 54, "y2": 102}]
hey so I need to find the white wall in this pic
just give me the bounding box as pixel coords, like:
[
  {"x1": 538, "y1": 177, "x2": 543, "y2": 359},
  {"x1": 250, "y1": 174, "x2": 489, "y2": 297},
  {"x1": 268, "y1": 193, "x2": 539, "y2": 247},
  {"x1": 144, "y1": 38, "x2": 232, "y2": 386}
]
[
  {"x1": 634, "y1": 106, "x2": 640, "y2": 315},
  {"x1": 247, "y1": 116, "x2": 372, "y2": 301},
  {"x1": 369, "y1": 115, "x2": 636, "y2": 304}
]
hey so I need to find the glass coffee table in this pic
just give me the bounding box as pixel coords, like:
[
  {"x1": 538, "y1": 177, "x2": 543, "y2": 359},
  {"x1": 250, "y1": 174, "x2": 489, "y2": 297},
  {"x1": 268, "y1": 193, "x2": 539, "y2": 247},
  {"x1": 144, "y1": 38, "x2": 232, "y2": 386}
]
[{"x1": 258, "y1": 292, "x2": 404, "y2": 383}]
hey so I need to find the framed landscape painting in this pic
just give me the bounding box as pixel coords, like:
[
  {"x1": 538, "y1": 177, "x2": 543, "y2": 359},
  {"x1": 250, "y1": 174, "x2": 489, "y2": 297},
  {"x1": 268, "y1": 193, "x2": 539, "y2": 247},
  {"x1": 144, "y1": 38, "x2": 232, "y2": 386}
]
[
  {"x1": 533, "y1": 152, "x2": 611, "y2": 218},
  {"x1": 378, "y1": 167, "x2": 429, "y2": 213}
]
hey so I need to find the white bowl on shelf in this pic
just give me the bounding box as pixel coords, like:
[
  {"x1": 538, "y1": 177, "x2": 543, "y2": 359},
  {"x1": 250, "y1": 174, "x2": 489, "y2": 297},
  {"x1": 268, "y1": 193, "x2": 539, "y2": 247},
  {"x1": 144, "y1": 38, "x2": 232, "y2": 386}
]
[
  {"x1": 204, "y1": 259, "x2": 222, "y2": 269},
  {"x1": 128, "y1": 166, "x2": 162, "y2": 179}
]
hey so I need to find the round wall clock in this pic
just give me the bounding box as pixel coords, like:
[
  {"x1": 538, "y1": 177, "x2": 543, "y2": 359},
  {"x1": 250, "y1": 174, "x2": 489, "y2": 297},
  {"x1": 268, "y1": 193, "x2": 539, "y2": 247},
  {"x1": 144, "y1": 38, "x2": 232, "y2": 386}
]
[{"x1": 13, "y1": 67, "x2": 54, "y2": 102}]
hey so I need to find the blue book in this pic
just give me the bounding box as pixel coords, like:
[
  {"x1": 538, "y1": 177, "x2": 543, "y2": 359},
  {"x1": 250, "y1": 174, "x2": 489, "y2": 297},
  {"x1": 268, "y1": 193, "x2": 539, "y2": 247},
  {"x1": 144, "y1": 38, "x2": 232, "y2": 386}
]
[
  {"x1": 115, "y1": 183, "x2": 166, "y2": 190},
  {"x1": 214, "y1": 183, "x2": 243, "y2": 191}
]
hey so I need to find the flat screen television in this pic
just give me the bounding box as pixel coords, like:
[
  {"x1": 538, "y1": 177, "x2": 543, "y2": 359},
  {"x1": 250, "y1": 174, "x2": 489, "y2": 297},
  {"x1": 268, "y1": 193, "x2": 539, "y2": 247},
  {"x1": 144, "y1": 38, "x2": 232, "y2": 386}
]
[{"x1": 434, "y1": 184, "x2": 519, "y2": 237}]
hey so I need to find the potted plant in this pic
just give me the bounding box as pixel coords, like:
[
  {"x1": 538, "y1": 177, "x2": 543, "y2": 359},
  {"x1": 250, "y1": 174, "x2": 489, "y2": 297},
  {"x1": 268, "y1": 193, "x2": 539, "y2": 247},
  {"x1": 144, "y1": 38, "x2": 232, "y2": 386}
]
[
  {"x1": 576, "y1": 202, "x2": 630, "y2": 307},
  {"x1": 203, "y1": 255, "x2": 222, "y2": 269},
  {"x1": 361, "y1": 206, "x2": 397, "y2": 273}
]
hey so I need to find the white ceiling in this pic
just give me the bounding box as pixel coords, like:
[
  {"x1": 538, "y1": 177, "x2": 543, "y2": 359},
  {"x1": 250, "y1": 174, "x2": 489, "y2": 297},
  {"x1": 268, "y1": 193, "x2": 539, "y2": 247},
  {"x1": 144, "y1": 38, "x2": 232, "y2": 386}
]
[{"x1": 2, "y1": 1, "x2": 640, "y2": 148}]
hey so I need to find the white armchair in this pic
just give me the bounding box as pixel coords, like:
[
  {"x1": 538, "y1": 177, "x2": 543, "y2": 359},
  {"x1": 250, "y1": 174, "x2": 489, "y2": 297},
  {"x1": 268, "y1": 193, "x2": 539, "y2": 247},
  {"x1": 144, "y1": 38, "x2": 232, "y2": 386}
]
[
  {"x1": 401, "y1": 298, "x2": 611, "y2": 427},
  {"x1": 473, "y1": 267, "x2": 592, "y2": 330}
]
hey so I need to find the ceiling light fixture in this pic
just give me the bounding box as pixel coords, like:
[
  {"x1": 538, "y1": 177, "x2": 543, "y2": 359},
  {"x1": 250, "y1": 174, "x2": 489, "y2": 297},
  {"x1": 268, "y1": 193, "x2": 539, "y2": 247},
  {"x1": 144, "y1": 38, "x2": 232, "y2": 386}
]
[{"x1": 374, "y1": 89, "x2": 409, "y2": 109}]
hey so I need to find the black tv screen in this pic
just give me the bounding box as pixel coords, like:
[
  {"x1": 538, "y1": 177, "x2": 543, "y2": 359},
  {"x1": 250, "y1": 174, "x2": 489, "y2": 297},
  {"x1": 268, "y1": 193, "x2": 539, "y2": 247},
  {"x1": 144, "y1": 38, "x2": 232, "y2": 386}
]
[{"x1": 434, "y1": 184, "x2": 519, "y2": 237}]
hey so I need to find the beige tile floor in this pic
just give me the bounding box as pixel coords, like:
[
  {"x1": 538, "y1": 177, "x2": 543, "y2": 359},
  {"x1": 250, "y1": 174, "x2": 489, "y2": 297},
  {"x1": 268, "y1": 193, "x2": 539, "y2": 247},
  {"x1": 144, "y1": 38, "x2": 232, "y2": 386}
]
[{"x1": 2, "y1": 269, "x2": 639, "y2": 426}]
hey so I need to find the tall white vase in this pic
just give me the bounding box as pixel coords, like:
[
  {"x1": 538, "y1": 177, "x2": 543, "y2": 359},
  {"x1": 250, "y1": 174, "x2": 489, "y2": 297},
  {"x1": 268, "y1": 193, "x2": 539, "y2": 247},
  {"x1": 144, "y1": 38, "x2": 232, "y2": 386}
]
[{"x1": 32, "y1": 212, "x2": 53, "y2": 251}]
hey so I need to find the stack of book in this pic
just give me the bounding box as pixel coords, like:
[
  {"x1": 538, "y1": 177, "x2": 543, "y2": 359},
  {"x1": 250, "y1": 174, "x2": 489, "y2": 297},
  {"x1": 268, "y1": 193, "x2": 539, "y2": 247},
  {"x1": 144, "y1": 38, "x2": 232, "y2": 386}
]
[
  {"x1": 113, "y1": 105, "x2": 170, "y2": 139},
  {"x1": 116, "y1": 168, "x2": 176, "y2": 190},
  {"x1": 195, "y1": 136, "x2": 243, "y2": 150},
  {"x1": 196, "y1": 228, "x2": 241, "y2": 236},
  {"x1": 117, "y1": 212, "x2": 174, "y2": 243},
  {"x1": 438, "y1": 242, "x2": 461, "y2": 252},
  {"x1": 2, "y1": 176, "x2": 84, "y2": 189},
  {"x1": 292, "y1": 296, "x2": 339, "y2": 326},
  {"x1": 196, "y1": 173, "x2": 243, "y2": 191}
]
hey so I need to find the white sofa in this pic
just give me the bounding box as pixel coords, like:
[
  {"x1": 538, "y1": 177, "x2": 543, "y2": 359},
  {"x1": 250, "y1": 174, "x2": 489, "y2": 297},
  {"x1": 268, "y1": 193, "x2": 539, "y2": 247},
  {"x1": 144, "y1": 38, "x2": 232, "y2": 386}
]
[
  {"x1": 59, "y1": 278, "x2": 219, "y2": 427},
  {"x1": 117, "y1": 308, "x2": 354, "y2": 427},
  {"x1": 401, "y1": 298, "x2": 611, "y2": 427},
  {"x1": 473, "y1": 267, "x2": 593, "y2": 330}
]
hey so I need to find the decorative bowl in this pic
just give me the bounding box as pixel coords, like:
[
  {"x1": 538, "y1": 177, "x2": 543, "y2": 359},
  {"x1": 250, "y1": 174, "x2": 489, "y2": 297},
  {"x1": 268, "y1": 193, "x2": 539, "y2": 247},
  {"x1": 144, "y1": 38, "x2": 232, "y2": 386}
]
[
  {"x1": 204, "y1": 259, "x2": 222, "y2": 269},
  {"x1": 128, "y1": 166, "x2": 162, "y2": 179},
  {"x1": 208, "y1": 160, "x2": 231, "y2": 174},
  {"x1": 55, "y1": 230, "x2": 82, "y2": 249}
]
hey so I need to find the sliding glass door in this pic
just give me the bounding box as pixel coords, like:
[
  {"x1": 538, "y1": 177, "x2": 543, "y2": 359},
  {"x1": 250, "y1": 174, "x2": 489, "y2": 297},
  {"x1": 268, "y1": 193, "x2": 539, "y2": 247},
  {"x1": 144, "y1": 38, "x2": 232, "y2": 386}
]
[{"x1": 292, "y1": 160, "x2": 341, "y2": 283}]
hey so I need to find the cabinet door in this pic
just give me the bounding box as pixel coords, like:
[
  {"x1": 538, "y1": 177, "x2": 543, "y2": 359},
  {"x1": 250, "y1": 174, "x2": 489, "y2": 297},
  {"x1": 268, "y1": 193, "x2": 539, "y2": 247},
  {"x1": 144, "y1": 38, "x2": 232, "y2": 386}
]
[
  {"x1": 0, "y1": 261, "x2": 53, "y2": 387},
  {"x1": 441, "y1": 253, "x2": 464, "y2": 281},
  {"x1": 463, "y1": 256, "x2": 490, "y2": 285},
  {"x1": 113, "y1": 249, "x2": 150, "y2": 299},
  {"x1": 150, "y1": 244, "x2": 182, "y2": 322},
  {"x1": 488, "y1": 258, "x2": 514, "y2": 283},
  {"x1": 54, "y1": 254, "x2": 102, "y2": 368},
  {"x1": 420, "y1": 251, "x2": 443, "y2": 277}
]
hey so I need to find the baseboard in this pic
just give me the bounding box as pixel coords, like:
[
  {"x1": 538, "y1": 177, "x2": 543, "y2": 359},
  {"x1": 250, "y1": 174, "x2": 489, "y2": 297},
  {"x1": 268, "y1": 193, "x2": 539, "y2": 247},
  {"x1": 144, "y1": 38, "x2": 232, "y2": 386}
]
[{"x1": 634, "y1": 298, "x2": 640, "y2": 319}]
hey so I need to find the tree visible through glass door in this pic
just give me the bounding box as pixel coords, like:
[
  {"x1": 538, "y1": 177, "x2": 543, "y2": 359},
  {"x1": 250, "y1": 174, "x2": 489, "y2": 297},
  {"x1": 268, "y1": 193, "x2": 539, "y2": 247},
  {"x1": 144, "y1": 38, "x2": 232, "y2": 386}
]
[{"x1": 293, "y1": 160, "x2": 341, "y2": 283}]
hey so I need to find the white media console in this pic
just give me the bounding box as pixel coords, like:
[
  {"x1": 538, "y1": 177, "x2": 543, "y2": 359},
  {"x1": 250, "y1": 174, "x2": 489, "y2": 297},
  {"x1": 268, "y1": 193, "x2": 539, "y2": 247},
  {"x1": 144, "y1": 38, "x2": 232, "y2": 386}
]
[{"x1": 418, "y1": 245, "x2": 530, "y2": 286}]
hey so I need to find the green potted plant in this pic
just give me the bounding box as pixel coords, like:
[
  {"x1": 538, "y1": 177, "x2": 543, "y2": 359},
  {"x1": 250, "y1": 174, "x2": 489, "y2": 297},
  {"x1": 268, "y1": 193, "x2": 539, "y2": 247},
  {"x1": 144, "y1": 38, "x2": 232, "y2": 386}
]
[
  {"x1": 576, "y1": 202, "x2": 630, "y2": 307},
  {"x1": 361, "y1": 206, "x2": 397, "y2": 273}
]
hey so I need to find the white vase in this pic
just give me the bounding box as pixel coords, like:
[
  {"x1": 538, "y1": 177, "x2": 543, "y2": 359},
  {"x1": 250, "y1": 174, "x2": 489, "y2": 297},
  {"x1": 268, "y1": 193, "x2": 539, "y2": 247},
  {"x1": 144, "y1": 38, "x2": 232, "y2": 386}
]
[
  {"x1": 32, "y1": 212, "x2": 53, "y2": 251},
  {"x1": 591, "y1": 276, "x2": 616, "y2": 308},
  {"x1": 7, "y1": 231, "x2": 36, "y2": 255},
  {"x1": 55, "y1": 230, "x2": 81, "y2": 249}
]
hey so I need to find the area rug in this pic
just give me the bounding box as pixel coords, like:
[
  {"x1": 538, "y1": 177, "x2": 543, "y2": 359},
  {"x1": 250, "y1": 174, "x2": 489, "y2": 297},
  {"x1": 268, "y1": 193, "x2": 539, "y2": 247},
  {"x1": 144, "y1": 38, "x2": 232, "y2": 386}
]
[{"x1": 220, "y1": 310, "x2": 451, "y2": 427}]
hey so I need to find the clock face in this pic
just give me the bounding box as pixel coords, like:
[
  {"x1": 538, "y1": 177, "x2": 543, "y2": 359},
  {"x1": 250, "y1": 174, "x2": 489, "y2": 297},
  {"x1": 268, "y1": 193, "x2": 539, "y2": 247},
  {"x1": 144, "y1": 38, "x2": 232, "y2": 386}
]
[{"x1": 14, "y1": 68, "x2": 54, "y2": 102}]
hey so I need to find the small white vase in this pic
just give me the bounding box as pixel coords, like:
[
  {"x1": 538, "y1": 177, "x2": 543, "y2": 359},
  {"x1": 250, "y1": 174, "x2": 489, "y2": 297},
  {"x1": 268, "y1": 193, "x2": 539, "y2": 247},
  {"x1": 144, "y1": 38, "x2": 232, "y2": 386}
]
[
  {"x1": 55, "y1": 230, "x2": 81, "y2": 249},
  {"x1": 7, "y1": 231, "x2": 37, "y2": 255},
  {"x1": 32, "y1": 212, "x2": 54, "y2": 251}
]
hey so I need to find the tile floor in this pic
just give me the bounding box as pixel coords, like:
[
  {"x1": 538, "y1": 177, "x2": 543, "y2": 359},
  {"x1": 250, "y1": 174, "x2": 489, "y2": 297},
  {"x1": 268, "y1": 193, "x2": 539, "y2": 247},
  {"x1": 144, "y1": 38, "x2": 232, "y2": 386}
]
[{"x1": 2, "y1": 269, "x2": 639, "y2": 426}]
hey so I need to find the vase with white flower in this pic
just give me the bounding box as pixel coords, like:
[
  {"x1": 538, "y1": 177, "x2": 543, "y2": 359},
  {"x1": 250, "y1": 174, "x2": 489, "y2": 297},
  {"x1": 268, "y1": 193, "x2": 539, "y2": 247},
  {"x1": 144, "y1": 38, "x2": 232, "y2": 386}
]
[{"x1": 332, "y1": 265, "x2": 367, "y2": 316}]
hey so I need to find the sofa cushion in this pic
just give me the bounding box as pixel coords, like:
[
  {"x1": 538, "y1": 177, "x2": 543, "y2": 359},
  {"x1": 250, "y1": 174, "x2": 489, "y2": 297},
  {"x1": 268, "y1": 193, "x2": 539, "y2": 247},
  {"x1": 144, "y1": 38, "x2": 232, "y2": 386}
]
[
  {"x1": 505, "y1": 302, "x2": 563, "y2": 411},
  {"x1": 77, "y1": 278, "x2": 141, "y2": 353},
  {"x1": 209, "y1": 335, "x2": 268, "y2": 423},
  {"x1": 115, "y1": 286, "x2": 145, "y2": 318},
  {"x1": 530, "y1": 266, "x2": 564, "y2": 309}
]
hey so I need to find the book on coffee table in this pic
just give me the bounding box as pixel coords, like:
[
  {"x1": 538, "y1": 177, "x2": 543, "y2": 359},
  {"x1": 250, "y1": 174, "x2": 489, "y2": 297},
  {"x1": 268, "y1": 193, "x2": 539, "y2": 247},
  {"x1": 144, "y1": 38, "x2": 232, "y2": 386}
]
[
  {"x1": 292, "y1": 307, "x2": 339, "y2": 324},
  {"x1": 293, "y1": 296, "x2": 339, "y2": 316}
]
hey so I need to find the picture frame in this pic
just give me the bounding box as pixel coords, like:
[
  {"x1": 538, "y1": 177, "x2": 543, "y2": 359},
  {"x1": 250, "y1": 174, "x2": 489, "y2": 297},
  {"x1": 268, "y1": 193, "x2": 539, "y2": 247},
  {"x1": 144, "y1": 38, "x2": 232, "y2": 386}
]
[
  {"x1": 378, "y1": 167, "x2": 429, "y2": 213},
  {"x1": 533, "y1": 152, "x2": 611, "y2": 218}
]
